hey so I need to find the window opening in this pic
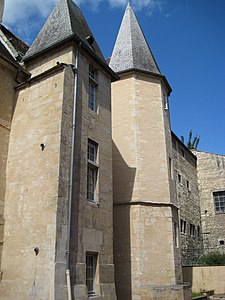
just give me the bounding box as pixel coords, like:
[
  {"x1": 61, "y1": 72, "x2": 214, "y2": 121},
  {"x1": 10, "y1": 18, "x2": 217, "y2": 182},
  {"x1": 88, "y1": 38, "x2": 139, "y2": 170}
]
[
  {"x1": 86, "y1": 254, "x2": 97, "y2": 295},
  {"x1": 213, "y1": 191, "x2": 225, "y2": 213}
]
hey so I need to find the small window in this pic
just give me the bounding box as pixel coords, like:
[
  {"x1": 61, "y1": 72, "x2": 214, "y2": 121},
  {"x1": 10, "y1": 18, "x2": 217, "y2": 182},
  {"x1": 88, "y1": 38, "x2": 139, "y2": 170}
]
[
  {"x1": 181, "y1": 149, "x2": 185, "y2": 157},
  {"x1": 178, "y1": 174, "x2": 182, "y2": 184},
  {"x1": 180, "y1": 219, "x2": 186, "y2": 234},
  {"x1": 87, "y1": 140, "x2": 98, "y2": 202},
  {"x1": 88, "y1": 65, "x2": 98, "y2": 112},
  {"x1": 174, "y1": 222, "x2": 178, "y2": 247},
  {"x1": 163, "y1": 94, "x2": 168, "y2": 110},
  {"x1": 88, "y1": 141, "x2": 97, "y2": 162},
  {"x1": 190, "y1": 224, "x2": 196, "y2": 237},
  {"x1": 186, "y1": 180, "x2": 190, "y2": 190},
  {"x1": 89, "y1": 65, "x2": 96, "y2": 80},
  {"x1": 213, "y1": 191, "x2": 225, "y2": 214},
  {"x1": 197, "y1": 225, "x2": 200, "y2": 238},
  {"x1": 86, "y1": 254, "x2": 97, "y2": 295},
  {"x1": 169, "y1": 157, "x2": 172, "y2": 178},
  {"x1": 219, "y1": 240, "x2": 224, "y2": 245}
]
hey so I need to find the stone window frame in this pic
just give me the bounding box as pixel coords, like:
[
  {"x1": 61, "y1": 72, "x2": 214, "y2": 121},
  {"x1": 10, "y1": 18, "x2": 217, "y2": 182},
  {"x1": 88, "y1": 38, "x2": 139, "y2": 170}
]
[
  {"x1": 88, "y1": 65, "x2": 98, "y2": 112},
  {"x1": 163, "y1": 93, "x2": 168, "y2": 110},
  {"x1": 213, "y1": 190, "x2": 225, "y2": 214},
  {"x1": 87, "y1": 139, "x2": 99, "y2": 203},
  {"x1": 189, "y1": 223, "x2": 196, "y2": 238},
  {"x1": 86, "y1": 253, "x2": 98, "y2": 296},
  {"x1": 180, "y1": 219, "x2": 186, "y2": 234}
]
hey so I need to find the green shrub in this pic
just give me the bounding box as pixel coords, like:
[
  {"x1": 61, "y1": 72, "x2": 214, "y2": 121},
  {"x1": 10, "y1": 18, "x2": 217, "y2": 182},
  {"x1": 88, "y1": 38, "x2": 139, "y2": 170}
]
[
  {"x1": 201, "y1": 251, "x2": 225, "y2": 265},
  {"x1": 192, "y1": 291, "x2": 204, "y2": 297}
]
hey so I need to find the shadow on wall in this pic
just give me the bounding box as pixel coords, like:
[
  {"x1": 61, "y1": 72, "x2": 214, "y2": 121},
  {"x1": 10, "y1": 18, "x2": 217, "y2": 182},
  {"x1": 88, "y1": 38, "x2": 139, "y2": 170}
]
[
  {"x1": 183, "y1": 266, "x2": 193, "y2": 287},
  {"x1": 112, "y1": 141, "x2": 136, "y2": 300}
]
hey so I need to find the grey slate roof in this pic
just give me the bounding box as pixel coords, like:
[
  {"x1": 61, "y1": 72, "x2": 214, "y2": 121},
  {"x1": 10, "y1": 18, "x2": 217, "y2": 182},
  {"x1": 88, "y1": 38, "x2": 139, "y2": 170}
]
[
  {"x1": 109, "y1": 3, "x2": 161, "y2": 75},
  {"x1": 24, "y1": 0, "x2": 105, "y2": 62}
]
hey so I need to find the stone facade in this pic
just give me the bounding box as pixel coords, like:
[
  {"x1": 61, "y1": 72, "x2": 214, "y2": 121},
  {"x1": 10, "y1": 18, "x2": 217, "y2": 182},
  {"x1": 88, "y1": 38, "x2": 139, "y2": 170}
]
[
  {"x1": 0, "y1": 54, "x2": 28, "y2": 278},
  {"x1": 193, "y1": 150, "x2": 225, "y2": 251},
  {"x1": 0, "y1": 39, "x2": 117, "y2": 300},
  {"x1": 172, "y1": 134, "x2": 203, "y2": 265},
  {"x1": 0, "y1": 1, "x2": 224, "y2": 300},
  {"x1": 112, "y1": 72, "x2": 189, "y2": 300}
]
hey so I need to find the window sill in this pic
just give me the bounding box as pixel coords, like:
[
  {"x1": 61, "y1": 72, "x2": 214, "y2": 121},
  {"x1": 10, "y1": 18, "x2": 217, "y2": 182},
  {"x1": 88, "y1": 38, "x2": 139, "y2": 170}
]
[
  {"x1": 88, "y1": 295, "x2": 102, "y2": 300},
  {"x1": 86, "y1": 200, "x2": 99, "y2": 208}
]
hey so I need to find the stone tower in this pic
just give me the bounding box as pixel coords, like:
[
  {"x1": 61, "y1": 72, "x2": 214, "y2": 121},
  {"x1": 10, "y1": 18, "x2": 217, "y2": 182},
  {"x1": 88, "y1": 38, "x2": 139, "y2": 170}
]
[
  {"x1": 110, "y1": 3, "x2": 191, "y2": 300},
  {"x1": 0, "y1": 0, "x2": 117, "y2": 299}
]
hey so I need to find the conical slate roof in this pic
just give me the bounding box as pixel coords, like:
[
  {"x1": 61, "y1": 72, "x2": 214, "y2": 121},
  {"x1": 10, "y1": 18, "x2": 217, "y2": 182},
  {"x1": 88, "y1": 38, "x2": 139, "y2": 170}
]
[
  {"x1": 109, "y1": 3, "x2": 160, "y2": 74},
  {"x1": 24, "y1": 0, "x2": 105, "y2": 61}
]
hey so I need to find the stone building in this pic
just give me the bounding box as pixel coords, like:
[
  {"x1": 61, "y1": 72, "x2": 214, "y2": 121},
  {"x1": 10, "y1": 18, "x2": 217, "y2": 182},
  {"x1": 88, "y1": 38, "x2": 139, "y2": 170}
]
[
  {"x1": 193, "y1": 150, "x2": 225, "y2": 252},
  {"x1": 0, "y1": 0, "x2": 224, "y2": 300},
  {"x1": 0, "y1": 23, "x2": 29, "y2": 279},
  {"x1": 109, "y1": 4, "x2": 190, "y2": 299},
  {"x1": 172, "y1": 133, "x2": 203, "y2": 266},
  {"x1": 0, "y1": 0, "x2": 117, "y2": 299}
]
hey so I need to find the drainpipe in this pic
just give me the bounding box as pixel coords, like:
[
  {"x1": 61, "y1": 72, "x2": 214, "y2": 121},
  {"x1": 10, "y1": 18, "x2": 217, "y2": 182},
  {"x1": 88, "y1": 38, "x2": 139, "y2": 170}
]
[{"x1": 66, "y1": 43, "x2": 81, "y2": 300}]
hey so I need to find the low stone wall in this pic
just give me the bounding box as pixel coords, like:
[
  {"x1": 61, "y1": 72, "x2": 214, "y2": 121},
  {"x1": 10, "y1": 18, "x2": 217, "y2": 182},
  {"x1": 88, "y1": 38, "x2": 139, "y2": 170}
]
[{"x1": 183, "y1": 266, "x2": 225, "y2": 294}]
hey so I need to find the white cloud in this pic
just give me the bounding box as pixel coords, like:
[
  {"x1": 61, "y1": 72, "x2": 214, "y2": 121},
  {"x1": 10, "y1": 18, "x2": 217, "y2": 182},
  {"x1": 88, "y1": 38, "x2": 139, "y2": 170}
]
[{"x1": 2, "y1": 0, "x2": 163, "y2": 43}]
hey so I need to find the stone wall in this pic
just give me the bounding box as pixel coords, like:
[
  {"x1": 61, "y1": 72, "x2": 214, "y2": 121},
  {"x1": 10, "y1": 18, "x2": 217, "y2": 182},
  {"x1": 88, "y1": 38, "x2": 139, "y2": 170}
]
[
  {"x1": 0, "y1": 65, "x2": 67, "y2": 300},
  {"x1": 193, "y1": 150, "x2": 225, "y2": 251},
  {"x1": 70, "y1": 49, "x2": 116, "y2": 300},
  {"x1": 112, "y1": 72, "x2": 187, "y2": 299},
  {"x1": 0, "y1": 58, "x2": 18, "y2": 274},
  {"x1": 0, "y1": 43, "x2": 117, "y2": 300},
  {"x1": 172, "y1": 134, "x2": 203, "y2": 265},
  {"x1": 183, "y1": 266, "x2": 225, "y2": 294}
]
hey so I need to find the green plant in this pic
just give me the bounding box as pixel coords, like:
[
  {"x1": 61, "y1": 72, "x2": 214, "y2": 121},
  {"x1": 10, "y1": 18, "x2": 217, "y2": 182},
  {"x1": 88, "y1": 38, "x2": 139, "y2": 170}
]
[
  {"x1": 181, "y1": 129, "x2": 200, "y2": 149},
  {"x1": 201, "y1": 251, "x2": 225, "y2": 266},
  {"x1": 192, "y1": 291, "x2": 204, "y2": 297}
]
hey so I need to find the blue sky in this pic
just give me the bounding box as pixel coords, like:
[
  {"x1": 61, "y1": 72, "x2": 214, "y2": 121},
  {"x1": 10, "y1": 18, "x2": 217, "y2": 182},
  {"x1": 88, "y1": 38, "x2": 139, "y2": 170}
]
[{"x1": 3, "y1": 0, "x2": 225, "y2": 155}]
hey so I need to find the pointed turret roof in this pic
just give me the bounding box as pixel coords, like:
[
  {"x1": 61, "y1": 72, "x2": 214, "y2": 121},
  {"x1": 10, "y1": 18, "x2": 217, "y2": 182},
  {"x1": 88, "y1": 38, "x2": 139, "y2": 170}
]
[
  {"x1": 109, "y1": 3, "x2": 160, "y2": 75},
  {"x1": 24, "y1": 0, "x2": 104, "y2": 62}
]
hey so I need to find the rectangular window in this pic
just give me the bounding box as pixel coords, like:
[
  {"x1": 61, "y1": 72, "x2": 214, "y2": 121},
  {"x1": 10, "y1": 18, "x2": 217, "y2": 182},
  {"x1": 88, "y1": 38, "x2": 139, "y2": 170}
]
[
  {"x1": 87, "y1": 140, "x2": 98, "y2": 202},
  {"x1": 214, "y1": 191, "x2": 225, "y2": 214},
  {"x1": 86, "y1": 254, "x2": 97, "y2": 295},
  {"x1": 174, "y1": 222, "x2": 178, "y2": 247},
  {"x1": 178, "y1": 174, "x2": 182, "y2": 184},
  {"x1": 190, "y1": 224, "x2": 196, "y2": 237},
  {"x1": 88, "y1": 65, "x2": 98, "y2": 112},
  {"x1": 89, "y1": 65, "x2": 96, "y2": 80},
  {"x1": 180, "y1": 219, "x2": 186, "y2": 234},
  {"x1": 163, "y1": 94, "x2": 168, "y2": 110},
  {"x1": 169, "y1": 157, "x2": 172, "y2": 178},
  {"x1": 186, "y1": 180, "x2": 190, "y2": 190}
]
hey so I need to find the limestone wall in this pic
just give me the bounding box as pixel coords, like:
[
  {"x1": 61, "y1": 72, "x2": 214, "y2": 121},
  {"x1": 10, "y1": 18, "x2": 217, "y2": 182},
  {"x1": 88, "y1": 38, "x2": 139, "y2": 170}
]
[
  {"x1": 0, "y1": 59, "x2": 17, "y2": 273},
  {"x1": 71, "y1": 50, "x2": 116, "y2": 300},
  {"x1": 172, "y1": 134, "x2": 203, "y2": 265},
  {"x1": 183, "y1": 266, "x2": 225, "y2": 294},
  {"x1": 0, "y1": 66, "x2": 66, "y2": 300},
  {"x1": 193, "y1": 150, "x2": 225, "y2": 250},
  {"x1": 25, "y1": 44, "x2": 74, "y2": 77},
  {"x1": 112, "y1": 72, "x2": 185, "y2": 299}
]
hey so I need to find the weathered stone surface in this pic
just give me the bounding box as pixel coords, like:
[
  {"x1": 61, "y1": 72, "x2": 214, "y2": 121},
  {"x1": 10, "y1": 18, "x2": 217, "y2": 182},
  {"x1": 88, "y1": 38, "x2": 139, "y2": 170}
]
[
  {"x1": 172, "y1": 135, "x2": 203, "y2": 265},
  {"x1": 112, "y1": 71, "x2": 185, "y2": 299},
  {"x1": 193, "y1": 150, "x2": 225, "y2": 251}
]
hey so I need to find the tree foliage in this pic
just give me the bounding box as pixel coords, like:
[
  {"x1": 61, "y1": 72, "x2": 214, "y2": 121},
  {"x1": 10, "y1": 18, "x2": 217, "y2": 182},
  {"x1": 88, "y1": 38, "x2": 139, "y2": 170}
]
[
  {"x1": 181, "y1": 129, "x2": 200, "y2": 149},
  {"x1": 201, "y1": 251, "x2": 225, "y2": 266}
]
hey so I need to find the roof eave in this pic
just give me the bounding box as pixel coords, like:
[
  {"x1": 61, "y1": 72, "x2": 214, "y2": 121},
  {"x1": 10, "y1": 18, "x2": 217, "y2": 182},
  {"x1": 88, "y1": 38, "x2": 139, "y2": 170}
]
[
  {"x1": 0, "y1": 53, "x2": 30, "y2": 76},
  {"x1": 116, "y1": 68, "x2": 172, "y2": 95},
  {"x1": 23, "y1": 33, "x2": 119, "y2": 82}
]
